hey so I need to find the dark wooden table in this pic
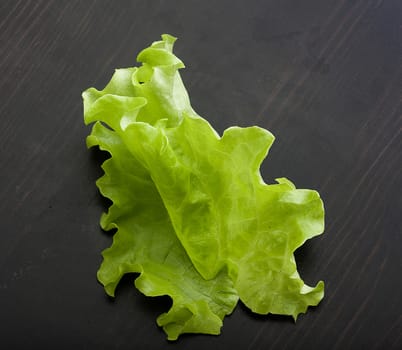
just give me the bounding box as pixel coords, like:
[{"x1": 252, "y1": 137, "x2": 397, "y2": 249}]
[{"x1": 1, "y1": 1, "x2": 401, "y2": 349}]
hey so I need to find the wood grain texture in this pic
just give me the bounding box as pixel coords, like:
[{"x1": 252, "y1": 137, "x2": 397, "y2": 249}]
[{"x1": 0, "y1": 0, "x2": 401, "y2": 349}]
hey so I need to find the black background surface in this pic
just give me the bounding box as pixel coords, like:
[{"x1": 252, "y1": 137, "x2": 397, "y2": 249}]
[{"x1": 1, "y1": 1, "x2": 401, "y2": 349}]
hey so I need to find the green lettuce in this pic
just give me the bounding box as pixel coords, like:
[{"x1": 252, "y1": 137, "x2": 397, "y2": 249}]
[{"x1": 83, "y1": 34, "x2": 325, "y2": 340}]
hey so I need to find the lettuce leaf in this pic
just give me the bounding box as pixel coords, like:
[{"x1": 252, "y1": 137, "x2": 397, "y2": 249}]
[{"x1": 83, "y1": 34, "x2": 325, "y2": 340}]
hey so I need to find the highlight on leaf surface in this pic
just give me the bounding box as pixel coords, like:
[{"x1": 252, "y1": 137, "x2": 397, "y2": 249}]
[{"x1": 83, "y1": 34, "x2": 325, "y2": 340}]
